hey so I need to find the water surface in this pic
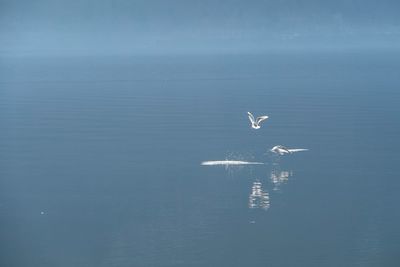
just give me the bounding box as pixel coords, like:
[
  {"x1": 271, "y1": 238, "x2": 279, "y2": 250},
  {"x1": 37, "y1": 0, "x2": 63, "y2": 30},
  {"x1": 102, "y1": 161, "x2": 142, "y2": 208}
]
[{"x1": 1, "y1": 52, "x2": 399, "y2": 266}]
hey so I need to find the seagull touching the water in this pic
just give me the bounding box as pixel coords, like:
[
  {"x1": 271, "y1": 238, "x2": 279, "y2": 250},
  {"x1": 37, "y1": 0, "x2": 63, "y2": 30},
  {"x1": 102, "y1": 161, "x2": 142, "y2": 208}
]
[
  {"x1": 270, "y1": 145, "x2": 309, "y2": 155},
  {"x1": 247, "y1": 112, "x2": 269, "y2": 129}
]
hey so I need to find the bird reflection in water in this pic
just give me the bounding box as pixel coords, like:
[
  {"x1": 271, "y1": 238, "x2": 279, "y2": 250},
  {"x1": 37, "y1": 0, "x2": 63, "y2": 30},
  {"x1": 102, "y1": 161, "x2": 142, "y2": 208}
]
[
  {"x1": 248, "y1": 180, "x2": 270, "y2": 210},
  {"x1": 270, "y1": 168, "x2": 293, "y2": 191}
]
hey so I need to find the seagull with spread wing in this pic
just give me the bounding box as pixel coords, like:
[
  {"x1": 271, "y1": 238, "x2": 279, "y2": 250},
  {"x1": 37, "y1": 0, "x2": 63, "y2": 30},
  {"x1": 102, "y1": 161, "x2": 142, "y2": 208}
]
[
  {"x1": 270, "y1": 145, "x2": 309, "y2": 155},
  {"x1": 247, "y1": 112, "x2": 269, "y2": 129}
]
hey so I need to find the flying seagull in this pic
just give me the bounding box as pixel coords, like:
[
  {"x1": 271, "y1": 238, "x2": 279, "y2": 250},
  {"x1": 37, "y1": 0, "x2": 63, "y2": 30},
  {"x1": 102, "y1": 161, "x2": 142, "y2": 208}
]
[
  {"x1": 247, "y1": 112, "x2": 269, "y2": 129},
  {"x1": 270, "y1": 145, "x2": 309, "y2": 155}
]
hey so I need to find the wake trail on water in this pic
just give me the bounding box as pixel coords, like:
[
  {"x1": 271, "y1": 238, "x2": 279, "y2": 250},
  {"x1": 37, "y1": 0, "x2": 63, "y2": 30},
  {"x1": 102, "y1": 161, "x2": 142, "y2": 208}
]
[{"x1": 201, "y1": 160, "x2": 264, "y2": 166}]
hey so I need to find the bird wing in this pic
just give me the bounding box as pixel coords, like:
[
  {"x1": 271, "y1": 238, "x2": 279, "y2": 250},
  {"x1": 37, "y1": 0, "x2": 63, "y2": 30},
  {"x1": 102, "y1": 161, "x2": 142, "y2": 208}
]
[
  {"x1": 256, "y1": 116, "x2": 269, "y2": 124},
  {"x1": 247, "y1": 112, "x2": 255, "y2": 124},
  {"x1": 287, "y1": 149, "x2": 309, "y2": 153},
  {"x1": 278, "y1": 145, "x2": 291, "y2": 154}
]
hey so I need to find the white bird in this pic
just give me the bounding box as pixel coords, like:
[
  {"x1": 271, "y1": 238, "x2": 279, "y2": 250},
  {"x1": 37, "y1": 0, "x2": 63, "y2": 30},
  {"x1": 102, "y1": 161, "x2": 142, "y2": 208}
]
[
  {"x1": 247, "y1": 112, "x2": 269, "y2": 129},
  {"x1": 270, "y1": 145, "x2": 309, "y2": 155}
]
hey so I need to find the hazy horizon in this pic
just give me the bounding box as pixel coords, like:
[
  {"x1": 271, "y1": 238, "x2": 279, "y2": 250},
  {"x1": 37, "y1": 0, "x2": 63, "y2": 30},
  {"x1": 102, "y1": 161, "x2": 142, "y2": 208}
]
[{"x1": 1, "y1": 0, "x2": 400, "y2": 55}]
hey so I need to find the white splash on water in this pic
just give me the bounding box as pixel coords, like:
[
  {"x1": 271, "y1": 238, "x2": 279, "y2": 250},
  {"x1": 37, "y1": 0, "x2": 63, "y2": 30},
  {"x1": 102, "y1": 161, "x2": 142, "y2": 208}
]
[{"x1": 201, "y1": 160, "x2": 264, "y2": 166}]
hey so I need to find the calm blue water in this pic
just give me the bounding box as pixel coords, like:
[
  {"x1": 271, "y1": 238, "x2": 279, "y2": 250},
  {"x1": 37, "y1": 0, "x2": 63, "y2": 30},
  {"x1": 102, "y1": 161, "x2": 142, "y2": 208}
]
[{"x1": 1, "y1": 52, "x2": 399, "y2": 266}]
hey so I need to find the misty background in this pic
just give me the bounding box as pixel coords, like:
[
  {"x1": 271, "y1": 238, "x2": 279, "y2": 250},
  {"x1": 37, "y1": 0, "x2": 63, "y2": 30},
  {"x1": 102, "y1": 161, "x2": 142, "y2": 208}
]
[{"x1": 1, "y1": 0, "x2": 400, "y2": 55}]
